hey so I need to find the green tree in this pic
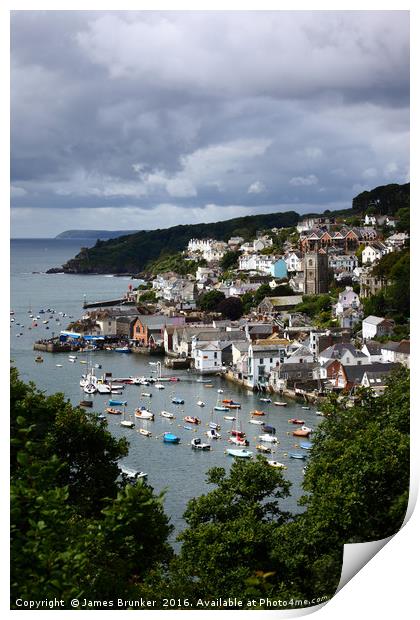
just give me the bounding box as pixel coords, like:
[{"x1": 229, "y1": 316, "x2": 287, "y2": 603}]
[
  {"x1": 197, "y1": 290, "x2": 226, "y2": 312},
  {"x1": 220, "y1": 250, "x2": 240, "y2": 271},
  {"x1": 217, "y1": 296, "x2": 244, "y2": 320},
  {"x1": 241, "y1": 291, "x2": 256, "y2": 314},
  {"x1": 253, "y1": 284, "x2": 272, "y2": 306}
]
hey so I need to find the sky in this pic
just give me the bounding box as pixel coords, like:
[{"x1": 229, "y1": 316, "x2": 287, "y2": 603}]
[{"x1": 10, "y1": 10, "x2": 409, "y2": 237}]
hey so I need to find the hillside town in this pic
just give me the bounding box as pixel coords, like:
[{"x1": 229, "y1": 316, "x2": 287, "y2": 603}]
[{"x1": 53, "y1": 209, "x2": 409, "y2": 400}]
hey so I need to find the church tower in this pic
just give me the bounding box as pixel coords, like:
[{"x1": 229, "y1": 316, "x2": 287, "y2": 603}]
[{"x1": 303, "y1": 249, "x2": 329, "y2": 295}]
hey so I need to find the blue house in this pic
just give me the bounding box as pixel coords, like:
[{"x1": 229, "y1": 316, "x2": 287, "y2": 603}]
[{"x1": 270, "y1": 259, "x2": 288, "y2": 279}]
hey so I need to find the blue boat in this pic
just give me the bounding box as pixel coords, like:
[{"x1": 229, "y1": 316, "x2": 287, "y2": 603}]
[
  {"x1": 183, "y1": 425, "x2": 193, "y2": 431},
  {"x1": 172, "y1": 397, "x2": 184, "y2": 405},
  {"x1": 262, "y1": 424, "x2": 276, "y2": 434},
  {"x1": 163, "y1": 432, "x2": 181, "y2": 444},
  {"x1": 109, "y1": 399, "x2": 127, "y2": 406},
  {"x1": 288, "y1": 452, "x2": 307, "y2": 460},
  {"x1": 300, "y1": 442, "x2": 313, "y2": 450}
]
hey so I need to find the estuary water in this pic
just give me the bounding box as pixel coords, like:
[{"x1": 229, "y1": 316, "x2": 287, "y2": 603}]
[{"x1": 10, "y1": 238, "x2": 320, "y2": 539}]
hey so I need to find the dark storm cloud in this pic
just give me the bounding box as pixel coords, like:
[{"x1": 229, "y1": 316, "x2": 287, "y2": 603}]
[{"x1": 10, "y1": 10, "x2": 409, "y2": 236}]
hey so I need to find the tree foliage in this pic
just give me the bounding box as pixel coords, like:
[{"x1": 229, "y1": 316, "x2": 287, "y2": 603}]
[
  {"x1": 220, "y1": 250, "x2": 240, "y2": 271},
  {"x1": 197, "y1": 289, "x2": 226, "y2": 312},
  {"x1": 217, "y1": 296, "x2": 244, "y2": 320}
]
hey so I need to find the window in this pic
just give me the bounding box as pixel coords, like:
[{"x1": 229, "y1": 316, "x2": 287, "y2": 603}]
[
  {"x1": 270, "y1": 358, "x2": 273, "y2": 363},
  {"x1": 214, "y1": 352, "x2": 217, "y2": 359},
  {"x1": 260, "y1": 358, "x2": 263, "y2": 364},
  {"x1": 308, "y1": 259, "x2": 313, "y2": 266}
]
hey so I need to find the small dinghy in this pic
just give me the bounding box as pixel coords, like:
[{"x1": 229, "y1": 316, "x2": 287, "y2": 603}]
[
  {"x1": 121, "y1": 419, "x2": 135, "y2": 429},
  {"x1": 217, "y1": 389, "x2": 224, "y2": 393},
  {"x1": 163, "y1": 432, "x2": 180, "y2": 444},
  {"x1": 316, "y1": 410, "x2": 324, "y2": 416},
  {"x1": 260, "y1": 398, "x2": 271, "y2": 403},
  {"x1": 224, "y1": 415, "x2": 236, "y2": 421},
  {"x1": 56, "y1": 364, "x2": 63, "y2": 367},
  {"x1": 301, "y1": 406, "x2": 310, "y2": 410},
  {"x1": 79, "y1": 400, "x2": 93, "y2": 408},
  {"x1": 292, "y1": 429, "x2": 311, "y2": 437},
  {"x1": 288, "y1": 418, "x2": 305, "y2": 425},
  {"x1": 262, "y1": 424, "x2": 276, "y2": 434},
  {"x1": 172, "y1": 397, "x2": 184, "y2": 405},
  {"x1": 197, "y1": 400, "x2": 205, "y2": 407},
  {"x1": 226, "y1": 448, "x2": 253, "y2": 458},
  {"x1": 209, "y1": 421, "x2": 220, "y2": 430},
  {"x1": 300, "y1": 442, "x2": 313, "y2": 450},
  {"x1": 141, "y1": 392, "x2": 152, "y2": 397},
  {"x1": 289, "y1": 452, "x2": 307, "y2": 460},
  {"x1": 184, "y1": 416, "x2": 201, "y2": 425},
  {"x1": 256, "y1": 444, "x2": 272, "y2": 454},
  {"x1": 135, "y1": 409, "x2": 154, "y2": 420},
  {"x1": 160, "y1": 410, "x2": 175, "y2": 419},
  {"x1": 301, "y1": 425, "x2": 312, "y2": 433},
  {"x1": 249, "y1": 419, "x2": 264, "y2": 425},
  {"x1": 138, "y1": 428, "x2": 152, "y2": 437},
  {"x1": 274, "y1": 401, "x2": 287, "y2": 406},
  {"x1": 109, "y1": 399, "x2": 127, "y2": 406},
  {"x1": 191, "y1": 437, "x2": 211, "y2": 451},
  {"x1": 250, "y1": 410, "x2": 265, "y2": 416},
  {"x1": 35, "y1": 356, "x2": 44, "y2": 363},
  {"x1": 106, "y1": 407, "x2": 122, "y2": 415},
  {"x1": 155, "y1": 383, "x2": 165, "y2": 389}
]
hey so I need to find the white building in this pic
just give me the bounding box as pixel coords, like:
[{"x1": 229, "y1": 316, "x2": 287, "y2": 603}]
[
  {"x1": 329, "y1": 254, "x2": 358, "y2": 272},
  {"x1": 188, "y1": 238, "x2": 214, "y2": 254},
  {"x1": 318, "y1": 343, "x2": 369, "y2": 366},
  {"x1": 386, "y1": 232, "x2": 409, "y2": 248},
  {"x1": 362, "y1": 316, "x2": 395, "y2": 340},
  {"x1": 246, "y1": 343, "x2": 285, "y2": 389},
  {"x1": 192, "y1": 341, "x2": 223, "y2": 373},
  {"x1": 334, "y1": 287, "x2": 360, "y2": 316},
  {"x1": 285, "y1": 251, "x2": 303, "y2": 272},
  {"x1": 362, "y1": 242, "x2": 388, "y2": 265}
]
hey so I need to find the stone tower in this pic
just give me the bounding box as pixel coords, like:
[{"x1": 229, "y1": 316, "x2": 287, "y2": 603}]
[{"x1": 303, "y1": 249, "x2": 329, "y2": 295}]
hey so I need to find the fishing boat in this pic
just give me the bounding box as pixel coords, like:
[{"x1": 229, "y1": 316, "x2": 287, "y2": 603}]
[
  {"x1": 300, "y1": 442, "x2": 313, "y2": 450},
  {"x1": 106, "y1": 407, "x2": 122, "y2": 415},
  {"x1": 224, "y1": 415, "x2": 236, "y2": 421},
  {"x1": 250, "y1": 410, "x2": 265, "y2": 416},
  {"x1": 258, "y1": 433, "x2": 278, "y2": 443},
  {"x1": 79, "y1": 400, "x2": 93, "y2": 408},
  {"x1": 288, "y1": 418, "x2": 305, "y2": 425},
  {"x1": 197, "y1": 400, "x2": 205, "y2": 407},
  {"x1": 260, "y1": 397, "x2": 271, "y2": 403},
  {"x1": 267, "y1": 461, "x2": 287, "y2": 469},
  {"x1": 115, "y1": 346, "x2": 131, "y2": 353},
  {"x1": 274, "y1": 401, "x2": 287, "y2": 406},
  {"x1": 256, "y1": 444, "x2": 272, "y2": 454},
  {"x1": 249, "y1": 418, "x2": 264, "y2": 425},
  {"x1": 292, "y1": 429, "x2": 311, "y2": 437},
  {"x1": 206, "y1": 428, "x2": 221, "y2": 440},
  {"x1": 160, "y1": 410, "x2": 175, "y2": 419},
  {"x1": 35, "y1": 356, "x2": 44, "y2": 363},
  {"x1": 172, "y1": 397, "x2": 184, "y2": 405},
  {"x1": 135, "y1": 408, "x2": 154, "y2": 421},
  {"x1": 191, "y1": 437, "x2": 211, "y2": 451},
  {"x1": 289, "y1": 452, "x2": 307, "y2": 460},
  {"x1": 141, "y1": 392, "x2": 152, "y2": 397},
  {"x1": 184, "y1": 416, "x2": 201, "y2": 425},
  {"x1": 262, "y1": 424, "x2": 276, "y2": 434},
  {"x1": 163, "y1": 432, "x2": 180, "y2": 444},
  {"x1": 226, "y1": 448, "x2": 253, "y2": 459}
]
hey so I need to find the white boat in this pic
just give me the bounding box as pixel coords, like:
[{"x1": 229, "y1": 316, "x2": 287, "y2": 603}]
[
  {"x1": 120, "y1": 467, "x2": 148, "y2": 480},
  {"x1": 121, "y1": 419, "x2": 135, "y2": 429},
  {"x1": 191, "y1": 437, "x2": 211, "y2": 451},
  {"x1": 301, "y1": 425, "x2": 313, "y2": 433},
  {"x1": 217, "y1": 389, "x2": 224, "y2": 393},
  {"x1": 141, "y1": 392, "x2": 152, "y2": 397},
  {"x1": 249, "y1": 419, "x2": 264, "y2": 425},
  {"x1": 260, "y1": 398, "x2": 271, "y2": 403},
  {"x1": 135, "y1": 409, "x2": 154, "y2": 420},
  {"x1": 229, "y1": 436, "x2": 247, "y2": 446},
  {"x1": 206, "y1": 428, "x2": 221, "y2": 440},
  {"x1": 226, "y1": 448, "x2": 253, "y2": 459},
  {"x1": 197, "y1": 400, "x2": 205, "y2": 407},
  {"x1": 267, "y1": 461, "x2": 287, "y2": 469},
  {"x1": 316, "y1": 410, "x2": 324, "y2": 416},
  {"x1": 160, "y1": 410, "x2": 175, "y2": 419},
  {"x1": 96, "y1": 383, "x2": 112, "y2": 394},
  {"x1": 258, "y1": 433, "x2": 278, "y2": 443},
  {"x1": 274, "y1": 401, "x2": 287, "y2": 406},
  {"x1": 224, "y1": 415, "x2": 236, "y2": 421},
  {"x1": 301, "y1": 406, "x2": 310, "y2": 410},
  {"x1": 138, "y1": 428, "x2": 152, "y2": 437},
  {"x1": 68, "y1": 358, "x2": 76, "y2": 363},
  {"x1": 149, "y1": 362, "x2": 158, "y2": 366},
  {"x1": 155, "y1": 383, "x2": 165, "y2": 389}
]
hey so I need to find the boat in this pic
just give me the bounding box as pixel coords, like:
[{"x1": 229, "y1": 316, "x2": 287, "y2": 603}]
[
  {"x1": 316, "y1": 410, "x2": 324, "y2": 416},
  {"x1": 274, "y1": 401, "x2": 287, "y2": 406},
  {"x1": 84, "y1": 383, "x2": 97, "y2": 394},
  {"x1": 260, "y1": 398, "x2": 272, "y2": 403},
  {"x1": 206, "y1": 428, "x2": 221, "y2": 440},
  {"x1": 217, "y1": 389, "x2": 224, "y2": 393},
  {"x1": 231, "y1": 429, "x2": 246, "y2": 438},
  {"x1": 69, "y1": 354, "x2": 77, "y2": 359},
  {"x1": 79, "y1": 400, "x2": 93, "y2": 408},
  {"x1": 224, "y1": 415, "x2": 236, "y2": 421},
  {"x1": 300, "y1": 442, "x2": 313, "y2": 450},
  {"x1": 250, "y1": 410, "x2": 265, "y2": 416},
  {"x1": 34, "y1": 356, "x2": 44, "y2": 363},
  {"x1": 160, "y1": 410, "x2": 175, "y2": 419},
  {"x1": 229, "y1": 435, "x2": 248, "y2": 446},
  {"x1": 135, "y1": 409, "x2": 154, "y2": 421},
  {"x1": 288, "y1": 418, "x2": 305, "y2": 425},
  {"x1": 106, "y1": 407, "x2": 122, "y2": 415},
  {"x1": 191, "y1": 437, "x2": 211, "y2": 451},
  {"x1": 222, "y1": 399, "x2": 240, "y2": 405},
  {"x1": 301, "y1": 425, "x2": 312, "y2": 433},
  {"x1": 120, "y1": 406, "x2": 135, "y2": 428},
  {"x1": 209, "y1": 421, "x2": 221, "y2": 430},
  {"x1": 196, "y1": 378, "x2": 211, "y2": 383},
  {"x1": 96, "y1": 383, "x2": 112, "y2": 394},
  {"x1": 97, "y1": 414, "x2": 106, "y2": 420},
  {"x1": 197, "y1": 400, "x2": 205, "y2": 407},
  {"x1": 301, "y1": 405, "x2": 310, "y2": 410},
  {"x1": 141, "y1": 392, "x2": 152, "y2": 397},
  {"x1": 184, "y1": 416, "x2": 201, "y2": 425},
  {"x1": 214, "y1": 396, "x2": 229, "y2": 411},
  {"x1": 56, "y1": 364, "x2": 63, "y2": 367},
  {"x1": 258, "y1": 433, "x2": 278, "y2": 443},
  {"x1": 120, "y1": 467, "x2": 148, "y2": 480},
  {"x1": 183, "y1": 425, "x2": 193, "y2": 431},
  {"x1": 138, "y1": 428, "x2": 152, "y2": 437},
  {"x1": 163, "y1": 432, "x2": 180, "y2": 444},
  {"x1": 204, "y1": 384, "x2": 214, "y2": 388},
  {"x1": 68, "y1": 358, "x2": 76, "y2": 363},
  {"x1": 108, "y1": 398, "x2": 127, "y2": 406},
  {"x1": 292, "y1": 429, "x2": 311, "y2": 437},
  {"x1": 249, "y1": 419, "x2": 264, "y2": 425},
  {"x1": 267, "y1": 461, "x2": 287, "y2": 469},
  {"x1": 115, "y1": 346, "x2": 131, "y2": 353},
  {"x1": 149, "y1": 361, "x2": 158, "y2": 366},
  {"x1": 155, "y1": 383, "x2": 165, "y2": 389},
  {"x1": 225, "y1": 403, "x2": 241, "y2": 409},
  {"x1": 226, "y1": 448, "x2": 253, "y2": 459},
  {"x1": 262, "y1": 424, "x2": 276, "y2": 434},
  {"x1": 289, "y1": 452, "x2": 307, "y2": 459},
  {"x1": 256, "y1": 444, "x2": 272, "y2": 454},
  {"x1": 172, "y1": 397, "x2": 184, "y2": 405}
]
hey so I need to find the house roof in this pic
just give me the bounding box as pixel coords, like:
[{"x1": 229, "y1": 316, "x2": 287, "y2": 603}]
[
  {"x1": 249, "y1": 324, "x2": 273, "y2": 335},
  {"x1": 363, "y1": 340, "x2": 382, "y2": 354},
  {"x1": 343, "y1": 362, "x2": 398, "y2": 383},
  {"x1": 381, "y1": 340, "x2": 410, "y2": 354},
  {"x1": 320, "y1": 342, "x2": 368, "y2": 360},
  {"x1": 261, "y1": 295, "x2": 303, "y2": 307},
  {"x1": 363, "y1": 315, "x2": 386, "y2": 326}
]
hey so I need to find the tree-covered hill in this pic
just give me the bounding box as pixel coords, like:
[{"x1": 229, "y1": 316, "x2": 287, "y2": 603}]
[
  {"x1": 352, "y1": 182, "x2": 410, "y2": 214},
  {"x1": 60, "y1": 211, "x2": 300, "y2": 274}
]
